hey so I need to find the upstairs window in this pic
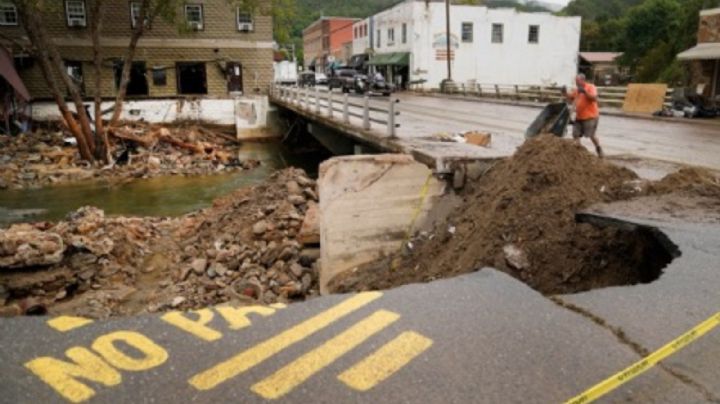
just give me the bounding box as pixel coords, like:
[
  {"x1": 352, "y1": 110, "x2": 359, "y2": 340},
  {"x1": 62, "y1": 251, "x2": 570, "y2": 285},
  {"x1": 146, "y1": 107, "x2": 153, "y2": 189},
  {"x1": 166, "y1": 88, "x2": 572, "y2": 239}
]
[
  {"x1": 237, "y1": 9, "x2": 253, "y2": 32},
  {"x1": 402, "y1": 23, "x2": 407, "y2": 44},
  {"x1": 184, "y1": 4, "x2": 203, "y2": 30},
  {"x1": 388, "y1": 28, "x2": 394, "y2": 44},
  {"x1": 0, "y1": 4, "x2": 18, "y2": 26},
  {"x1": 65, "y1": 0, "x2": 87, "y2": 28},
  {"x1": 130, "y1": 2, "x2": 150, "y2": 29},
  {"x1": 376, "y1": 29, "x2": 380, "y2": 48},
  {"x1": 462, "y1": 22, "x2": 473, "y2": 43},
  {"x1": 528, "y1": 25, "x2": 540, "y2": 44},
  {"x1": 491, "y1": 23, "x2": 503, "y2": 44},
  {"x1": 354, "y1": 26, "x2": 358, "y2": 39}
]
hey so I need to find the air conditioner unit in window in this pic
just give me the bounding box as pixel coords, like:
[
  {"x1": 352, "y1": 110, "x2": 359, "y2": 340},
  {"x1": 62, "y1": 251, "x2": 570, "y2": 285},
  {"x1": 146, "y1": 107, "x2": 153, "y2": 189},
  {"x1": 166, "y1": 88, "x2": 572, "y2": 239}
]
[
  {"x1": 238, "y1": 23, "x2": 253, "y2": 32},
  {"x1": 69, "y1": 19, "x2": 84, "y2": 27},
  {"x1": 189, "y1": 21, "x2": 203, "y2": 31}
]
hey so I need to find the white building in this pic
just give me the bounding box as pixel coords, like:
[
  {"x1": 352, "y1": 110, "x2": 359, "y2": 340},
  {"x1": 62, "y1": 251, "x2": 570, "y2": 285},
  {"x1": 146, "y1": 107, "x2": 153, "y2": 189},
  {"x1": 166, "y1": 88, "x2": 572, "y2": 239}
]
[{"x1": 351, "y1": 0, "x2": 581, "y2": 89}]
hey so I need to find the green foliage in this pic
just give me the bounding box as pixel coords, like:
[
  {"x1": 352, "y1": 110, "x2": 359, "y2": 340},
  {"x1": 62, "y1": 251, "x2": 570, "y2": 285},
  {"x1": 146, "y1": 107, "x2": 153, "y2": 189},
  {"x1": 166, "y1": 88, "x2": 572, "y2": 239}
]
[{"x1": 564, "y1": 0, "x2": 720, "y2": 83}]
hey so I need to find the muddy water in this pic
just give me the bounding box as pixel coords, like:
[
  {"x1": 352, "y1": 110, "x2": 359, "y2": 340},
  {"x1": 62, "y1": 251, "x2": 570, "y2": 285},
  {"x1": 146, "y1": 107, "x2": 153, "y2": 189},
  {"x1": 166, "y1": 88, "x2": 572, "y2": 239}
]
[{"x1": 0, "y1": 141, "x2": 314, "y2": 226}]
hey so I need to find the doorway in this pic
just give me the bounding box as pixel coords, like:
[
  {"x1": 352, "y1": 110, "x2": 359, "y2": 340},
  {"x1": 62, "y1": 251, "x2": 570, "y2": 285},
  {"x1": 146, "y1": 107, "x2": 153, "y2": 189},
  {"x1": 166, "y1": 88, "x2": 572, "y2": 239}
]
[
  {"x1": 176, "y1": 62, "x2": 208, "y2": 95},
  {"x1": 114, "y1": 61, "x2": 148, "y2": 96},
  {"x1": 226, "y1": 62, "x2": 243, "y2": 93}
]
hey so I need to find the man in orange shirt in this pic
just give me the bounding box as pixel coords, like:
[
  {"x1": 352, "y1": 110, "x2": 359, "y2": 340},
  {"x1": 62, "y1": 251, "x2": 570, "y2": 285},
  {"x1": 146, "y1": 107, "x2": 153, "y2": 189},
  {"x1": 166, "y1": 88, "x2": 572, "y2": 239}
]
[{"x1": 563, "y1": 74, "x2": 604, "y2": 158}]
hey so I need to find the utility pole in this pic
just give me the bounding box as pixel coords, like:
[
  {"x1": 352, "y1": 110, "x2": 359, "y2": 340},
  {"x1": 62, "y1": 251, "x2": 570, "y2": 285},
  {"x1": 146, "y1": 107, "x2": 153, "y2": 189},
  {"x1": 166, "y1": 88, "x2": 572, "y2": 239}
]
[{"x1": 445, "y1": 0, "x2": 452, "y2": 81}]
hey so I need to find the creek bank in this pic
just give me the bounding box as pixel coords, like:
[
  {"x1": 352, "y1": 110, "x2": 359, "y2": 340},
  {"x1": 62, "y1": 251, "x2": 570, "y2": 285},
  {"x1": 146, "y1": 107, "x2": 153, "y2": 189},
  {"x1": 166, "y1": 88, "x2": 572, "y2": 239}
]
[
  {"x1": 0, "y1": 168, "x2": 320, "y2": 318},
  {"x1": 0, "y1": 123, "x2": 259, "y2": 191}
]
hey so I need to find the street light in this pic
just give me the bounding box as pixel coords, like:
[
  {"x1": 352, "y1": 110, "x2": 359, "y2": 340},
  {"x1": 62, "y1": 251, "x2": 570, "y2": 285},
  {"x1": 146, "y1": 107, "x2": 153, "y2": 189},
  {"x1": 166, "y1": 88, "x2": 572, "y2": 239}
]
[{"x1": 441, "y1": 0, "x2": 454, "y2": 93}]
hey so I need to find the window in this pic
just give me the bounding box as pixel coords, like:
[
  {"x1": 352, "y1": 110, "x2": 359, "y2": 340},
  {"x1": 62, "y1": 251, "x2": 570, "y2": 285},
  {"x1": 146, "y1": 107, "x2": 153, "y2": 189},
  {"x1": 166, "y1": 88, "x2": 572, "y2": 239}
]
[
  {"x1": 64, "y1": 60, "x2": 84, "y2": 94},
  {"x1": 462, "y1": 22, "x2": 473, "y2": 43},
  {"x1": 152, "y1": 68, "x2": 167, "y2": 86},
  {"x1": 114, "y1": 61, "x2": 148, "y2": 96},
  {"x1": 176, "y1": 62, "x2": 207, "y2": 95},
  {"x1": 0, "y1": 4, "x2": 18, "y2": 26},
  {"x1": 354, "y1": 27, "x2": 358, "y2": 39},
  {"x1": 491, "y1": 23, "x2": 503, "y2": 44},
  {"x1": 528, "y1": 25, "x2": 540, "y2": 44},
  {"x1": 388, "y1": 28, "x2": 394, "y2": 44},
  {"x1": 237, "y1": 9, "x2": 253, "y2": 32},
  {"x1": 184, "y1": 4, "x2": 203, "y2": 30},
  {"x1": 376, "y1": 29, "x2": 381, "y2": 48},
  {"x1": 363, "y1": 24, "x2": 367, "y2": 37},
  {"x1": 130, "y1": 2, "x2": 150, "y2": 29},
  {"x1": 402, "y1": 23, "x2": 407, "y2": 44},
  {"x1": 65, "y1": 0, "x2": 87, "y2": 28}
]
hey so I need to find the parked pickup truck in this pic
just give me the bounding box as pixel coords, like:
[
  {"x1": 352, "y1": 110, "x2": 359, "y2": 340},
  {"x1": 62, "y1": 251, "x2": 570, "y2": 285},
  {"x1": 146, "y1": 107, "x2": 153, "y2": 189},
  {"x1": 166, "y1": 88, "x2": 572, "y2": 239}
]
[{"x1": 328, "y1": 68, "x2": 393, "y2": 96}]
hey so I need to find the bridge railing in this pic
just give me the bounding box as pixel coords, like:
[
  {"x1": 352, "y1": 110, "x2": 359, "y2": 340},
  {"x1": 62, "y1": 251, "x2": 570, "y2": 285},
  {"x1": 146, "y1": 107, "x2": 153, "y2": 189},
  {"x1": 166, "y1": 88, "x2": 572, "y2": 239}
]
[
  {"x1": 270, "y1": 84, "x2": 400, "y2": 138},
  {"x1": 425, "y1": 82, "x2": 674, "y2": 109}
]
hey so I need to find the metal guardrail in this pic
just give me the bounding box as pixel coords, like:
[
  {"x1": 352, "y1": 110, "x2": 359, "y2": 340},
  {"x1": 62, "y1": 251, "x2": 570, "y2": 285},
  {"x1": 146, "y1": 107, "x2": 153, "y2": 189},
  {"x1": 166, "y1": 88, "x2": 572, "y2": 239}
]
[
  {"x1": 428, "y1": 82, "x2": 674, "y2": 109},
  {"x1": 270, "y1": 84, "x2": 401, "y2": 137}
]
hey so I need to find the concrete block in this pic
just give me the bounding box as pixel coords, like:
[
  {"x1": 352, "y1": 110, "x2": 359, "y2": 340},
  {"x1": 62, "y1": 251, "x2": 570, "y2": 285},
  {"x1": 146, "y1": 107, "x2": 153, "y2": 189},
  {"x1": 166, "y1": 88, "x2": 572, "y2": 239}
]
[{"x1": 318, "y1": 154, "x2": 446, "y2": 294}]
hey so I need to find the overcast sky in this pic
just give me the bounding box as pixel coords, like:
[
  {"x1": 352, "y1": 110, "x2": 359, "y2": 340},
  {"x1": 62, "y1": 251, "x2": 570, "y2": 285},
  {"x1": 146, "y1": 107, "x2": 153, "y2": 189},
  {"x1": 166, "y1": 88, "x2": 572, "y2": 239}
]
[{"x1": 543, "y1": 0, "x2": 570, "y2": 5}]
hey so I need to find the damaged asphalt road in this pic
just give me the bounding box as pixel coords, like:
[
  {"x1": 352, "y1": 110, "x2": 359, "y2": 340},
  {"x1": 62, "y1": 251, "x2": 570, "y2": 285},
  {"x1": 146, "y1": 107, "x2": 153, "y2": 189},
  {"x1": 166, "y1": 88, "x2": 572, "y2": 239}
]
[{"x1": 1, "y1": 202, "x2": 719, "y2": 403}]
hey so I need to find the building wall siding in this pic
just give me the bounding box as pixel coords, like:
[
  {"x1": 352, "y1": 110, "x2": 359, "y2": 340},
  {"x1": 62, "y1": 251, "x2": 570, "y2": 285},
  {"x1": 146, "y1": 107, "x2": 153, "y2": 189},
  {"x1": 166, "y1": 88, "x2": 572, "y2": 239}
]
[
  {"x1": 698, "y1": 11, "x2": 720, "y2": 43},
  {"x1": 2, "y1": 0, "x2": 273, "y2": 100}
]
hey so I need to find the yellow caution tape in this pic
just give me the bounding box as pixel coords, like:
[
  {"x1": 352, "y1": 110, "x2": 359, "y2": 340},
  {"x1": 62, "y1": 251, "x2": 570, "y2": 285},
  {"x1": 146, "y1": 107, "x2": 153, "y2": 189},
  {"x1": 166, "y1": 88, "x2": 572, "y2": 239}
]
[{"x1": 565, "y1": 311, "x2": 720, "y2": 404}]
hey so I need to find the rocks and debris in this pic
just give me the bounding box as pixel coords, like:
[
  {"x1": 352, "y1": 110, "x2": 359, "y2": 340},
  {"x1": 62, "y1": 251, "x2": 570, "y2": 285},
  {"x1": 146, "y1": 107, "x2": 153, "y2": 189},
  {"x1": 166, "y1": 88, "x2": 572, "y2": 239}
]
[
  {"x1": 0, "y1": 168, "x2": 320, "y2": 318},
  {"x1": 0, "y1": 123, "x2": 259, "y2": 190},
  {"x1": 329, "y1": 135, "x2": 717, "y2": 295}
]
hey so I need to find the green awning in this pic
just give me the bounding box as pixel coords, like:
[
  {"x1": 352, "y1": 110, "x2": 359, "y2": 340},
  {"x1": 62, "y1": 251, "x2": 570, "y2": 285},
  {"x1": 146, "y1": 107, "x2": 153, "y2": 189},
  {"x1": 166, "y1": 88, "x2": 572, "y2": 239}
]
[{"x1": 368, "y1": 52, "x2": 410, "y2": 66}]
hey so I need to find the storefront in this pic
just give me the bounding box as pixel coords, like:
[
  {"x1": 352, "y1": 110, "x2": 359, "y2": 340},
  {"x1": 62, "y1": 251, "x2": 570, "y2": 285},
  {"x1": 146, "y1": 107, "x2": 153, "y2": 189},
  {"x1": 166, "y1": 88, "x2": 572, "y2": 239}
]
[{"x1": 367, "y1": 52, "x2": 410, "y2": 90}]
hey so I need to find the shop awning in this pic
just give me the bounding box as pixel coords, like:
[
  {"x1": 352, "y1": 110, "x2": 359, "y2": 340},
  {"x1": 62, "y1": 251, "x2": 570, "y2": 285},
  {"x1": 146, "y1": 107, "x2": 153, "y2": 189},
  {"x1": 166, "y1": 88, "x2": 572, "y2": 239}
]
[
  {"x1": 677, "y1": 43, "x2": 720, "y2": 60},
  {"x1": 0, "y1": 48, "x2": 30, "y2": 102},
  {"x1": 368, "y1": 52, "x2": 410, "y2": 66}
]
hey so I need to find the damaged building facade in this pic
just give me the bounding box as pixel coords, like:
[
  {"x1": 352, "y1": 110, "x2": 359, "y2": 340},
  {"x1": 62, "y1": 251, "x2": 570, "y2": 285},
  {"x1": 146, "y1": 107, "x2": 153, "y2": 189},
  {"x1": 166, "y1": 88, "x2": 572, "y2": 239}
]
[
  {"x1": 678, "y1": 7, "x2": 720, "y2": 99},
  {"x1": 0, "y1": 0, "x2": 273, "y2": 101}
]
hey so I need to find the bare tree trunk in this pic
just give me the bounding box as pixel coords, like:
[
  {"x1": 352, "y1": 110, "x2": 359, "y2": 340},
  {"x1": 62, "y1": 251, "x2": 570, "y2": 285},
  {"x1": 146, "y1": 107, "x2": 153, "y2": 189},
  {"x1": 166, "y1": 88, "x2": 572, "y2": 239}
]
[
  {"x1": 108, "y1": 0, "x2": 149, "y2": 128},
  {"x1": 17, "y1": 3, "x2": 94, "y2": 161},
  {"x1": 90, "y1": 0, "x2": 110, "y2": 162}
]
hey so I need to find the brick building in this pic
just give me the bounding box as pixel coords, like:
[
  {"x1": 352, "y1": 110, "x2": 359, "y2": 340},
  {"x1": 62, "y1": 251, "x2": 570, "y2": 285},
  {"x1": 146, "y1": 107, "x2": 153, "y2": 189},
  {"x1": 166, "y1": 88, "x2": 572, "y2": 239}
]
[
  {"x1": 302, "y1": 17, "x2": 358, "y2": 72},
  {"x1": 0, "y1": 0, "x2": 274, "y2": 101},
  {"x1": 678, "y1": 8, "x2": 720, "y2": 99}
]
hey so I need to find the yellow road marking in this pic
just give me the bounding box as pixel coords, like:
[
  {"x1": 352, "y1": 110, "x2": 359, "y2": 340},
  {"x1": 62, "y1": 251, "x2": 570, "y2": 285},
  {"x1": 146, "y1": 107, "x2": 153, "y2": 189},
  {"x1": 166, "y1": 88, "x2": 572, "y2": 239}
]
[
  {"x1": 216, "y1": 305, "x2": 277, "y2": 330},
  {"x1": 91, "y1": 331, "x2": 169, "y2": 371},
  {"x1": 161, "y1": 309, "x2": 222, "y2": 341},
  {"x1": 188, "y1": 291, "x2": 382, "y2": 391},
  {"x1": 566, "y1": 311, "x2": 720, "y2": 404},
  {"x1": 251, "y1": 310, "x2": 400, "y2": 399},
  {"x1": 25, "y1": 348, "x2": 121, "y2": 403},
  {"x1": 338, "y1": 331, "x2": 433, "y2": 391},
  {"x1": 47, "y1": 316, "x2": 93, "y2": 332}
]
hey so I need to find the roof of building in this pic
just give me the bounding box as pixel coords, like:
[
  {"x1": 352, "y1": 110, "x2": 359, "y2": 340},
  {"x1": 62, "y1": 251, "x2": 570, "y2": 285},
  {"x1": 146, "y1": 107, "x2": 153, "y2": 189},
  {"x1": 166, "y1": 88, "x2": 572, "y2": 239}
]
[
  {"x1": 678, "y1": 43, "x2": 720, "y2": 60},
  {"x1": 302, "y1": 17, "x2": 361, "y2": 34},
  {"x1": 700, "y1": 7, "x2": 720, "y2": 16},
  {"x1": 579, "y1": 52, "x2": 623, "y2": 63}
]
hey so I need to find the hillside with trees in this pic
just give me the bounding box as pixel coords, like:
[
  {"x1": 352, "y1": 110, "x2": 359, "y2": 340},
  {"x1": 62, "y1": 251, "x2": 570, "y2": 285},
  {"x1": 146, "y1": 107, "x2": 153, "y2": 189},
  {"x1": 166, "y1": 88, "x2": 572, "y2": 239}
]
[{"x1": 563, "y1": 0, "x2": 720, "y2": 84}]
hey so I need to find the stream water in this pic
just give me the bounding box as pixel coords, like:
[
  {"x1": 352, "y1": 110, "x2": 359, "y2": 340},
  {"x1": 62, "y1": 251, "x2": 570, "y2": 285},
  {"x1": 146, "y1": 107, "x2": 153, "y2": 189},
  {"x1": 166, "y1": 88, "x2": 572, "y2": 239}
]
[{"x1": 0, "y1": 141, "x2": 316, "y2": 226}]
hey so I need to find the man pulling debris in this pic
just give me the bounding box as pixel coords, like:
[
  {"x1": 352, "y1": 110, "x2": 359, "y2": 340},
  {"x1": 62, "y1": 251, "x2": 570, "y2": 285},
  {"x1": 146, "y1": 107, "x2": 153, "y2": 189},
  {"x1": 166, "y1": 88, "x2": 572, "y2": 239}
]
[{"x1": 563, "y1": 74, "x2": 604, "y2": 158}]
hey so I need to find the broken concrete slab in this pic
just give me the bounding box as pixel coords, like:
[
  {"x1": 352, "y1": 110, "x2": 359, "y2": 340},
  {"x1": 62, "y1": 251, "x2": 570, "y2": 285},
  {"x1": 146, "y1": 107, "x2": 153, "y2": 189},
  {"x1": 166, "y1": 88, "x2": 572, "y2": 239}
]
[
  {"x1": 318, "y1": 154, "x2": 448, "y2": 294},
  {"x1": 560, "y1": 199, "x2": 720, "y2": 399}
]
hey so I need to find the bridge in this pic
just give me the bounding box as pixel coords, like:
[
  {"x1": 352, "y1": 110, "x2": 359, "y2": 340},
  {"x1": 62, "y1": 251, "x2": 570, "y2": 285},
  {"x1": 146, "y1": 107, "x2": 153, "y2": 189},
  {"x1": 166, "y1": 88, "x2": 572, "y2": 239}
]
[{"x1": 270, "y1": 84, "x2": 720, "y2": 172}]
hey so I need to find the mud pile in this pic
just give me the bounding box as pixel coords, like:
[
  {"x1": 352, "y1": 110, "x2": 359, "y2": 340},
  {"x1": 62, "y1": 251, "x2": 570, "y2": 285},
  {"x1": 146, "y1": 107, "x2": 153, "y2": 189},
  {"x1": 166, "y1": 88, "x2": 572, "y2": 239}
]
[
  {"x1": 0, "y1": 168, "x2": 320, "y2": 318},
  {"x1": 330, "y1": 135, "x2": 659, "y2": 295}
]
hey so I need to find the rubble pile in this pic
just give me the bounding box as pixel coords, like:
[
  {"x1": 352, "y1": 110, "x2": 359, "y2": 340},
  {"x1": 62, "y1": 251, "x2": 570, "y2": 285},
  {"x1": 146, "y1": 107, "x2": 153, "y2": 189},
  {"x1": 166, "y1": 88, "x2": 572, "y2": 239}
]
[
  {"x1": 330, "y1": 135, "x2": 664, "y2": 295},
  {"x1": 0, "y1": 168, "x2": 320, "y2": 318},
  {"x1": 0, "y1": 123, "x2": 258, "y2": 190}
]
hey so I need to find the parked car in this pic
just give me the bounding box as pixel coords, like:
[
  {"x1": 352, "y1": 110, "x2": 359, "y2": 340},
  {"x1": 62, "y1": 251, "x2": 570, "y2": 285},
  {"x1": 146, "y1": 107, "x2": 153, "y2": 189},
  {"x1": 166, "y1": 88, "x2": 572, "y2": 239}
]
[
  {"x1": 315, "y1": 72, "x2": 328, "y2": 85},
  {"x1": 298, "y1": 71, "x2": 316, "y2": 88},
  {"x1": 328, "y1": 68, "x2": 394, "y2": 96}
]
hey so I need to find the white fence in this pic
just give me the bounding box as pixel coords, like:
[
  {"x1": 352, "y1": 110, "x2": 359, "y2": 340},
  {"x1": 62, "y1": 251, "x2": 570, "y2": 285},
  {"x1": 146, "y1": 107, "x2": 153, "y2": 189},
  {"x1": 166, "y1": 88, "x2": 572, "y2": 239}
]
[{"x1": 270, "y1": 85, "x2": 400, "y2": 137}]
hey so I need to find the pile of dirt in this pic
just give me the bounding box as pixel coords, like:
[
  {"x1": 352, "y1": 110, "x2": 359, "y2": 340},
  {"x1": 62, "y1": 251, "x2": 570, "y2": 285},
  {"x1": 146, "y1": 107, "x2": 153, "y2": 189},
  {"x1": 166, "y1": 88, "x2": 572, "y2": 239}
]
[
  {"x1": 0, "y1": 123, "x2": 259, "y2": 190},
  {"x1": 0, "y1": 168, "x2": 320, "y2": 318},
  {"x1": 330, "y1": 135, "x2": 661, "y2": 295},
  {"x1": 648, "y1": 167, "x2": 720, "y2": 199}
]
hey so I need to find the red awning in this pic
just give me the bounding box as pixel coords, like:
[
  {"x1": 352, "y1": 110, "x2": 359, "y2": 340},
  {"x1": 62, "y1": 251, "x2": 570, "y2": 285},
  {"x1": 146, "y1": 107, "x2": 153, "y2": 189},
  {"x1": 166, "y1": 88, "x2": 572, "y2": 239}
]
[{"x1": 0, "y1": 47, "x2": 30, "y2": 102}]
